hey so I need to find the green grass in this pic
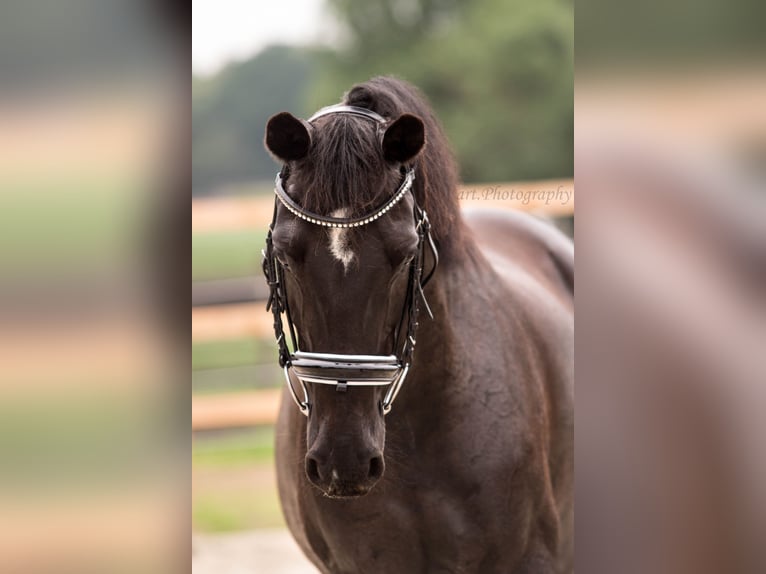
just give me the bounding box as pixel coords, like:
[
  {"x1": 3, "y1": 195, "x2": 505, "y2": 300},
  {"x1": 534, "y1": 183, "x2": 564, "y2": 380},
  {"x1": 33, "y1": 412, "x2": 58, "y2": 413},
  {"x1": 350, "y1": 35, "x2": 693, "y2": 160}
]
[
  {"x1": 0, "y1": 178, "x2": 145, "y2": 276},
  {"x1": 192, "y1": 337, "x2": 276, "y2": 371},
  {"x1": 193, "y1": 427, "x2": 284, "y2": 531},
  {"x1": 192, "y1": 229, "x2": 267, "y2": 281},
  {"x1": 193, "y1": 486, "x2": 285, "y2": 531},
  {"x1": 193, "y1": 426, "x2": 276, "y2": 467}
]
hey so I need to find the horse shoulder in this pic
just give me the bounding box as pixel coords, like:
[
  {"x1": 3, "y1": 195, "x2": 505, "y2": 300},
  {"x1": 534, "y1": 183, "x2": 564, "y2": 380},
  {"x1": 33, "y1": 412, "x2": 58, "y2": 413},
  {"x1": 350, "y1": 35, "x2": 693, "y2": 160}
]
[
  {"x1": 460, "y1": 208, "x2": 574, "y2": 569},
  {"x1": 462, "y1": 208, "x2": 573, "y2": 309}
]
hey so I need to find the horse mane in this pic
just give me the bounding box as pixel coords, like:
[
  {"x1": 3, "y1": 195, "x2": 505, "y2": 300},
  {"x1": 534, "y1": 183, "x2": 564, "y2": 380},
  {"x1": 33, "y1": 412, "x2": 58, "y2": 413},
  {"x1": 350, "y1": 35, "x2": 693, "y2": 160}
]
[{"x1": 296, "y1": 76, "x2": 466, "y2": 260}]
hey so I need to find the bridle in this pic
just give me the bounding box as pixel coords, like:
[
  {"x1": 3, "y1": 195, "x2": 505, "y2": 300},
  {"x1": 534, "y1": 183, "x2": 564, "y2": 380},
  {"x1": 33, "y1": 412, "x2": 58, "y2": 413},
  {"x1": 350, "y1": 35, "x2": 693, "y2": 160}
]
[{"x1": 262, "y1": 104, "x2": 438, "y2": 416}]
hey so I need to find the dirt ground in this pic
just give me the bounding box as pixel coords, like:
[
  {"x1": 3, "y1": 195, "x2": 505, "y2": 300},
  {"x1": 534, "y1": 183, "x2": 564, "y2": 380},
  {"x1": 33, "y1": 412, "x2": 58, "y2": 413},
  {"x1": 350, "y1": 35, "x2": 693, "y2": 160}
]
[{"x1": 192, "y1": 529, "x2": 318, "y2": 574}]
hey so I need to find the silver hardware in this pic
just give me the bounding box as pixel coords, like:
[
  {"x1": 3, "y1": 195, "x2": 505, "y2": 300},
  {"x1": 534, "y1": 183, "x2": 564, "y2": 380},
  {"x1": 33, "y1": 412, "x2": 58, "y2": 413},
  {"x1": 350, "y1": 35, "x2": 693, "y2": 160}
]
[
  {"x1": 381, "y1": 364, "x2": 410, "y2": 414},
  {"x1": 294, "y1": 351, "x2": 397, "y2": 362},
  {"x1": 283, "y1": 361, "x2": 410, "y2": 417},
  {"x1": 283, "y1": 365, "x2": 310, "y2": 416},
  {"x1": 295, "y1": 375, "x2": 395, "y2": 386}
]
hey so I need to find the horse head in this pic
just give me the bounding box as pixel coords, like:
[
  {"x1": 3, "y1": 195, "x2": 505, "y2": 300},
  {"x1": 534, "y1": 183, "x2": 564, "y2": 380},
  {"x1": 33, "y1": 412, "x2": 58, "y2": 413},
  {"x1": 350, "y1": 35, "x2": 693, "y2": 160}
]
[{"x1": 264, "y1": 107, "x2": 427, "y2": 498}]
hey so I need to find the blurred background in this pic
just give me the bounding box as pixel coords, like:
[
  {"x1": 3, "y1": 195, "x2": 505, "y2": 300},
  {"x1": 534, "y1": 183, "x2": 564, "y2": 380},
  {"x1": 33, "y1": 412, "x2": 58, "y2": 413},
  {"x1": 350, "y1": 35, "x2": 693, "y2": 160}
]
[
  {"x1": 191, "y1": 0, "x2": 573, "y2": 567},
  {"x1": 576, "y1": 1, "x2": 766, "y2": 574},
  {"x1": 0, "y1": 1, "x2": 185, "y2": 572},
  {"x1": 192, "y1": 0, "x2": 573, "y2": 569}
]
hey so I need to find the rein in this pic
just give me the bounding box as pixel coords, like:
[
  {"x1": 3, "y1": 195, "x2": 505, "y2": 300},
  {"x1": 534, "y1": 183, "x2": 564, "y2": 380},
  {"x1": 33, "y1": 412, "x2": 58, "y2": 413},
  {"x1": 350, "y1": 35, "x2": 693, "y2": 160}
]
[{"x1": 262, "y1": 104, "x2": 438, "y2": 416}]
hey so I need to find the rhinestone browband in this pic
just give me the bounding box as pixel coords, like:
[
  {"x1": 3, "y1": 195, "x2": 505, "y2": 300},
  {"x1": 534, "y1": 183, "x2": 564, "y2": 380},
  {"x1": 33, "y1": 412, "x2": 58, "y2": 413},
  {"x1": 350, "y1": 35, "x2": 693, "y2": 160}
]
[{"x1": 273, "y1": 168, "x2": 415, "y2": 229}]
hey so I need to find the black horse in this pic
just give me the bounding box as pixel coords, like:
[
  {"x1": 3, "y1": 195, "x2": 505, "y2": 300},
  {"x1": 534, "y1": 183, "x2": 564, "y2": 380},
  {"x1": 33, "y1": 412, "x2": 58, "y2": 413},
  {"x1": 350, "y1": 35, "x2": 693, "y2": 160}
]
[{"x1": 263, "y1": 76, "x2": 573, "y2": 573}]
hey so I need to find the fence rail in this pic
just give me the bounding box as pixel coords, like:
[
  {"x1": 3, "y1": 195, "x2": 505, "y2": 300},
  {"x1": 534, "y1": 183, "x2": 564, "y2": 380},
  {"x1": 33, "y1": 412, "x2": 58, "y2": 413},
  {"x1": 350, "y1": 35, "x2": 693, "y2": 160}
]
[
  {"x1": 192, "y1": 389, "x2": 281, "y2": 430},
  {"x1": 192, "y1": 277, "x2": 270, "y2": 307},
  {"x1": 193, "y1": 303, "x2": 272, "y2": 342}
]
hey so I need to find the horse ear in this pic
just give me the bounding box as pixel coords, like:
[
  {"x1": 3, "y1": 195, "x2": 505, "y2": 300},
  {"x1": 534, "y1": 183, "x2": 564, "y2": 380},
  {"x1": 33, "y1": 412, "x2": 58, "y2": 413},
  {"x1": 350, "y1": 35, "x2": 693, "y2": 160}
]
[
  {"x1": 382, "y1": 114, "x2": 425, "y2": 164},
  {"x1": 264, "y1": 112, "x2": 311, "y2": 162}
]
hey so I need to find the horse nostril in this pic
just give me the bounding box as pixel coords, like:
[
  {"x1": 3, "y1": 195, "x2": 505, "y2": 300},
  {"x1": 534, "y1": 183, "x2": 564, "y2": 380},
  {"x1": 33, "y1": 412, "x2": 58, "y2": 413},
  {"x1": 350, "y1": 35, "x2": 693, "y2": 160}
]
[
  {"x1": 306, "y1": 456, "x2": 322, "y2": 484},
  {"x1": 368, "y1": 454, "x2": 385, "y2": 481}
]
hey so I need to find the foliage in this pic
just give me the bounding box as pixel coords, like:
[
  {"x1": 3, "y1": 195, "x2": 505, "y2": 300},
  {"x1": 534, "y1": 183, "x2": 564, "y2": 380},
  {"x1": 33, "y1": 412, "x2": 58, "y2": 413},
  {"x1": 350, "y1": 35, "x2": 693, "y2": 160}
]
[
  {"x1": 193, "y1": 45, "x2": 316, "y2": 194},
  {"x1": 192, "y1": 0, "x2": 573, "y2": 193},
  {"x1": 314, "y1": 0, "x2": 574, "y2": 182}
]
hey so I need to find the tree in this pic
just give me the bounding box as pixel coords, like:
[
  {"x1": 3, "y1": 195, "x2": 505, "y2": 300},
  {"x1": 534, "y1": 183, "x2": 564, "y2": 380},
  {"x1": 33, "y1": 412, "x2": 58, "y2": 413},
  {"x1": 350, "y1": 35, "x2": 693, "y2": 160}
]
[
  {"x1": 192, "y1": 45, "x2": 316, "y2": 195},
  {"x1": 312, "y1": 0, "x2": 573, "y2": 182}
]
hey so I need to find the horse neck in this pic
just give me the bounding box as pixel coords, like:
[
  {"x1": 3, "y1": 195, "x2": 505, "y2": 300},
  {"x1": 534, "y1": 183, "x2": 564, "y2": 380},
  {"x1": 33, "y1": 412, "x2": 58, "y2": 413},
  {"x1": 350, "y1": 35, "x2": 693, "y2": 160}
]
[{"x1": 402, "y1": 240, "x2": 494, "y2": 402}]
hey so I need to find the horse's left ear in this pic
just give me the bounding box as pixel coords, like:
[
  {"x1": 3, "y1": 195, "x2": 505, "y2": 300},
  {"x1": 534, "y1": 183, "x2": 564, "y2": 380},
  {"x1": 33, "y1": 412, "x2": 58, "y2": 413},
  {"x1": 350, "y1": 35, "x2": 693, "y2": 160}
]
[
  {"x1": 264, "y1": 112, "x2": 311, "y2": 162},
  {"x1": 382, "y1": 114, "x2": 425, "y2": 163}
]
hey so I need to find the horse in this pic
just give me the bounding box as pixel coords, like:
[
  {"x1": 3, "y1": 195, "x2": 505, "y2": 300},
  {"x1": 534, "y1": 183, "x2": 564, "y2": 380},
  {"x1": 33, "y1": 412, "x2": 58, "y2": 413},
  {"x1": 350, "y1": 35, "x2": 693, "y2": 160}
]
[{"x1": 262, "y1": 76, "x2": 573, "y2": 573}]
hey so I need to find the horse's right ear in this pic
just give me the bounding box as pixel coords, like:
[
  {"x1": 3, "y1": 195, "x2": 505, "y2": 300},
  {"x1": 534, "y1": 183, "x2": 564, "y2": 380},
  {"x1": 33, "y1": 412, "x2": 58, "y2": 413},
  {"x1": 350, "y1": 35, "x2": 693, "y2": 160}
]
[{"x1": 264, "y1": 112, "x2": 311, "y2": 162}]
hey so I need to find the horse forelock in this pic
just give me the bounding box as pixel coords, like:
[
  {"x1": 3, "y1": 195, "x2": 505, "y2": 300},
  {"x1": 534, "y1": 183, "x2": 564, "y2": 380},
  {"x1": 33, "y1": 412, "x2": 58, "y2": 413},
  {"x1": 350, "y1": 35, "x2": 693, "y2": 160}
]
[
  {"x1": 295, "y1": 114, "x2": 392, "y2": 218},
  {"x1": 289, "y1": 76, "x2": 466, "y2": 259}
]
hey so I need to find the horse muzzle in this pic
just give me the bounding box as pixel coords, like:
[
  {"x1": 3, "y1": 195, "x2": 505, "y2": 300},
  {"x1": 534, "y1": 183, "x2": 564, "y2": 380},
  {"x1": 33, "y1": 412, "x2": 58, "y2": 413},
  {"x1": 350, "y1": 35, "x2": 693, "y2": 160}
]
[{"x1": 305, "y1": 440, "x2": 386, "y2": 498}]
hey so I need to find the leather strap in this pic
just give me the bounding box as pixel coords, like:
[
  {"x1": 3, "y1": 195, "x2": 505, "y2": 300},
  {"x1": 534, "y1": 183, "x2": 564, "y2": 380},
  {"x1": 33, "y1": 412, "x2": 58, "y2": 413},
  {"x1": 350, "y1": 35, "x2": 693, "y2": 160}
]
[{"x1": 308, "y1": 104, "x2": 387, "y2": 124}]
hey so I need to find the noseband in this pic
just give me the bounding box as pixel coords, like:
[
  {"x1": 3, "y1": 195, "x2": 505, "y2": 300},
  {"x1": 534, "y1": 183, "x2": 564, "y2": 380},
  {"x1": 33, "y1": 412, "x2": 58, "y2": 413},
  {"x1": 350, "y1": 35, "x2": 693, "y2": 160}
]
[{"x1": 262, "y1": 104, "x2": 438, "y2": 416}]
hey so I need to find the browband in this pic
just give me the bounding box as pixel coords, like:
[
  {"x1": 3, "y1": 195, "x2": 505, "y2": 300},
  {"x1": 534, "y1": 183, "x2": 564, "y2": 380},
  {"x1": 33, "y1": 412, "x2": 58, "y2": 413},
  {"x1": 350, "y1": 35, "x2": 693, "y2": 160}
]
[
  {"x1": 275, "y1": 102, "x2": 414, "y2": 228},
  {"x1": 274, "y1": 169, "x2": 415, "y2": 228}
]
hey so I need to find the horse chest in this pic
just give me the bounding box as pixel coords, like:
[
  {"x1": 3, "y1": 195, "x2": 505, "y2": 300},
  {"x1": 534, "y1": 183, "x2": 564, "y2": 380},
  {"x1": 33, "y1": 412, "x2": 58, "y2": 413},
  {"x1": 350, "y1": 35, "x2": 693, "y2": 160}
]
[{"x1": 295, "y1": 485, "x2": 494, "y2": 574}]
